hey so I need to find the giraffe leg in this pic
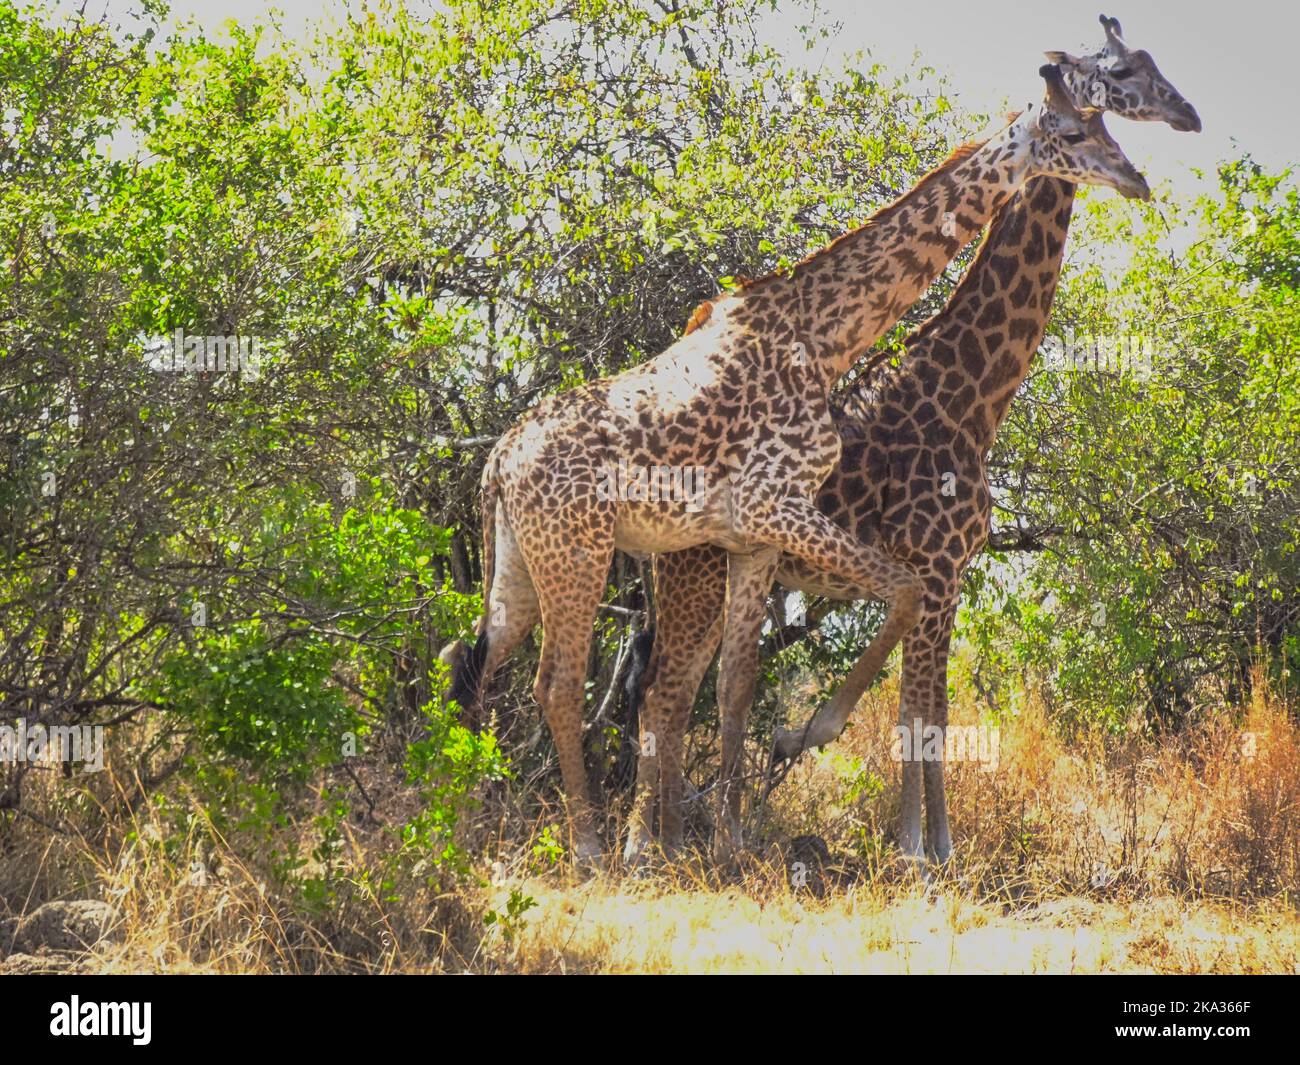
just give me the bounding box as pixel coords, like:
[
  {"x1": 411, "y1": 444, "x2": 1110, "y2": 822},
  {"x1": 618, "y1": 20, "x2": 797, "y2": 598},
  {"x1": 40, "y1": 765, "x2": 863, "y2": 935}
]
[
  {"x1": 714, "y1": 547, "x2": 781, "y2": 863},
  {"x1": 661, "y1": 608, "x2": 724, "y2": 851},
  {"x1": 624, "y1": 674, "x2": 662, "y2": 866},
  {"x1": 623, "y1": 546, "x2": 726, "y2": 866},
  {"x1": 750, "y1": 502, "x2": 923, "y2": 759},
  {"x1": 779, "y1": 588, "x2": 957, "y2": 873},
  {"x1": 916, "y1": 603, "x2": 958, "y2": 865},
  {"x1": 771, "y1": 580, "x2": 952, "y2": 761},
  {"x1": 741, "y1": 500, "x2": 925, "y2": 727},
  {"x1": 895, "y1": 689, "x2": 925, "y2": 875},
  {"x1": 891, "y1": 601, "x2": 957, "y2": 874},
  {"x1": 731, "y1": 496, "x2": 924, "y2": 866},
  {"x1": 771, "y1": 613, "x2": 899, "y2": 763},
  {"x1": 527, "y1": 534, "x2": 615, "y2": 868},
  {"x1": 656, "y1": 549, "x2": 726, "y2": 853}
]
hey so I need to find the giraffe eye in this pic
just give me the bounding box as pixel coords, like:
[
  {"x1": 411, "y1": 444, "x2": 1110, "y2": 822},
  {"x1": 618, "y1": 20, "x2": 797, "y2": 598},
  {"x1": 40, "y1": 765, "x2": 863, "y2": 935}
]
[
  {"x1": 1063, "y1": 132, "x2": 1087, "y2": 145},
  {"x1": 1110, "y1": 67, "x2": 1133, "y2": 79}
]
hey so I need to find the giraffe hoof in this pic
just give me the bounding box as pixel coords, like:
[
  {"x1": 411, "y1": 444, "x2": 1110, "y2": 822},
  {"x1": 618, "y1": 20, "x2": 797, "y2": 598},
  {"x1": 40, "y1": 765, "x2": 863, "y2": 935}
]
[
  {"x1": 767, "y1": 727, "x2": 807, "y2": 792},
  {"x1": 711, "y1": 826, "x2": 743, "y2": 866},
  {"x1": 621, "y1": 834, "x2": 652, "y2": 872},
  {"x1": 572, "y1": 836, "x2": 606, "y2": 876},
  {"x1": 896, "y1": 849, "x2": 929, "y2": 883},
  {"x1": 771, "y1": 725, "x2": 806, "y2": 766}
]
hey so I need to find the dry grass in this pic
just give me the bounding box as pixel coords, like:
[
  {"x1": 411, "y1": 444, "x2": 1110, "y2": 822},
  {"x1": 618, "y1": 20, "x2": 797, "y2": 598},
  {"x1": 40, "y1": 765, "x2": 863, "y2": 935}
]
[
  {"x1": 2, "y1": 671, "x2": 1298, "y2": 974},
  {"x1": 760, "y1": 667, "x2": 1300, "y2": 902},
  {"x1": 473, "y1": 875, "x2": 1300, "y2": 974}
]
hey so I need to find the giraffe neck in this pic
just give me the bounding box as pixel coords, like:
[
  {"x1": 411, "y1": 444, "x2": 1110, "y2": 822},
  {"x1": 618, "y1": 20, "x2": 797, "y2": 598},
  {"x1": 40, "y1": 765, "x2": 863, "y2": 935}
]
[
  {"x1": 847, "y1": 176, "x2": 1076, "y2": 452},
  {"x1": 735, "y1": 122, "x2": 1035, "y2": 385}
]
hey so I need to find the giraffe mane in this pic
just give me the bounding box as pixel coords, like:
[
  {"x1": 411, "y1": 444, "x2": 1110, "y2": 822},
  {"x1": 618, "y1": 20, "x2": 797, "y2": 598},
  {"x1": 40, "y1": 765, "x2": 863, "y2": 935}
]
[
  {"x1": 681, "y1": 300, "x2": 714, "y2": 335},
  {"x1": 680, "y1": 137, "x2": 992, "y2": 338},
  {"x1": 682, "y1": 276, "x2": 753, "y2": 335}
]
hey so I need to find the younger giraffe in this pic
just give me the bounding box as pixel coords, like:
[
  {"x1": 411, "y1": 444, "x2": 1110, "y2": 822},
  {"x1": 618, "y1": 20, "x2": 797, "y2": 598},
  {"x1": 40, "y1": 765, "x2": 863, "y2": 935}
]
[
  {"x1": 447, "y1": 66, "x2": 1149, "y2": 865},
  {"x1": 626, "y1": 16, "x2": 1199, "y2": 868}
]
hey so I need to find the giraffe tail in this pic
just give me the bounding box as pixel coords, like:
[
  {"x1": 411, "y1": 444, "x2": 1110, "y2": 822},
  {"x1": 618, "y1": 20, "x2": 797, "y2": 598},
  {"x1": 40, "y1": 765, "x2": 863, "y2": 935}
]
[
  {"x1": 446, "y1": 632, "x2": 489, "y2": 712},
  {"x1": 446, "y1": 455, "x2": 501, "y2": 712},
  {"x1": 622, "y1": 625, "x2": 656, "y2": 722}
]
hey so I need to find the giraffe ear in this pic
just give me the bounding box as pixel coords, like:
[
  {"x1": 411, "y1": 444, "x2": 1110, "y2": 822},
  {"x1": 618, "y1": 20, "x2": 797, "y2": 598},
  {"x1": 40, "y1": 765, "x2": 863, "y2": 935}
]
[
  {"x1": 1043, "y1": 50, "x2": 1079, "y2": 67},
  {"x1": 1039, "y1": 63, "x2": 1081, "y2": 117}
]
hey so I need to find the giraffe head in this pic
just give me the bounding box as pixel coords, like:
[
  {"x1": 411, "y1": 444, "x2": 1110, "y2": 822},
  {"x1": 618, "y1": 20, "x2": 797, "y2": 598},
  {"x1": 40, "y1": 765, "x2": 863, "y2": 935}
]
[
  {"x1": 1015, "y1": 64, "x2": 1150, "y2": 200},
  {"x1": 1045, "y1": 13, "x2": 1202, "y2": 132}
]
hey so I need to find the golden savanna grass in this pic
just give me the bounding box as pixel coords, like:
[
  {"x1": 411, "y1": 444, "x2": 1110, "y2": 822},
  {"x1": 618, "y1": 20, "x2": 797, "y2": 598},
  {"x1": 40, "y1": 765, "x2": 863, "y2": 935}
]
[{"x1": 2, "y1": 670, "x2": 1298, "y2": 973}]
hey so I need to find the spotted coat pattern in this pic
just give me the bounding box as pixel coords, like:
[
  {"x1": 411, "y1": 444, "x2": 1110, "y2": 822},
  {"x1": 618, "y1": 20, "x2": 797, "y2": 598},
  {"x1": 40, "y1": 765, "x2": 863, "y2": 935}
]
[
  {"x1": 447, "y1": 70, "x2": 1150, "y2": 865},
  {"x1": 625, "y1": 20, "x2": 1200, "y2": 868}
]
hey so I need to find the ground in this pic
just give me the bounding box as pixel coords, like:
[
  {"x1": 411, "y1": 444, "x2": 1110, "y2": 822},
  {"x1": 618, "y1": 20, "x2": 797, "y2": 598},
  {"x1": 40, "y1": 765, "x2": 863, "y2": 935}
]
[{"x1": 2, "y1": 668, "x2": 1297, "y2": 974}]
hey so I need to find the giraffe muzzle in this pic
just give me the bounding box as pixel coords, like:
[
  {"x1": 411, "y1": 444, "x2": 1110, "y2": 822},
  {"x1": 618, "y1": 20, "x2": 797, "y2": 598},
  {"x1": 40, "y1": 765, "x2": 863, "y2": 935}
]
[
  {"x1": 1116, "y1": 168, "x2": 1151, "y2": 201},
  {"x1": 1171, "y1": 107, "x2": 1202, "y2": 134}
]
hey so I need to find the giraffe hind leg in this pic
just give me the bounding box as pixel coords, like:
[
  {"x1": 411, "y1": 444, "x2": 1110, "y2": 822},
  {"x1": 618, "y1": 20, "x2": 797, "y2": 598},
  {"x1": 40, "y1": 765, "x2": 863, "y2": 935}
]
[
  {"x1": 714, "y1": 547, "x2": 782, "y2": 863},
  {"x1": 623, "y1": 545, "x2": 726, "y2": 867},
  {"x1": 523, "y1": 526, "x2": 615, "y2": 868}
]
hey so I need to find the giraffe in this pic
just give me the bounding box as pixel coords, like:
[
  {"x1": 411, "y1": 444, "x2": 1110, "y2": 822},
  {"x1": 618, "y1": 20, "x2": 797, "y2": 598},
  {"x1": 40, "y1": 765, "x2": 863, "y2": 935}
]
[
  {"x1": 1050, "y1": 15, "x2": 1200, "y2": 132},
  {"x1": 624, "y1": 16, "x2": 1200, "y2": 869},
  {"x1": 445, "y1": 65, "x2": 1149, "y2": 866}
]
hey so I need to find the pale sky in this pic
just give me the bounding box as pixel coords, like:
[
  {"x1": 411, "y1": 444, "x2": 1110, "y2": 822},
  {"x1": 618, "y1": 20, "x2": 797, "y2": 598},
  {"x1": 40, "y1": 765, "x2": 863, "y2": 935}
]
[
  {"x1": 792, "y1": 0, "x2": 1295, "y2": 198},
  {"x1": 55, "y1": 0, "x2": 1298, "y2": 200}
]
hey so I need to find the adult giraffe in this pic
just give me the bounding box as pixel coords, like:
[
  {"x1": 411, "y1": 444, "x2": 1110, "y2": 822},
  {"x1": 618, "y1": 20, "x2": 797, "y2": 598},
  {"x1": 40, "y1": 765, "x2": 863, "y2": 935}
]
[
  {"x1": 447, "y1": 66, "x2": 1149, "y2": 866},
  {"x1": 625, "y1": 16, "x2": 1199, "y2": 869}
]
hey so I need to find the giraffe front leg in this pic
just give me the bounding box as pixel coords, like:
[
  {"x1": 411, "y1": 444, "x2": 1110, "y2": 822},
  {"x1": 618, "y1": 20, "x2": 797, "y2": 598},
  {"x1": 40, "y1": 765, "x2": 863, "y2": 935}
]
[
  {"x1": 771, "y1": 609, "x2": 903, "y2": 765},
  {"x1": 768, "y1": 583, "x2": 953, "y2": 776},
  {"x1": 745, "y1": 500, "x2": 925, "y2": 765},
  {"x1": 736, "y1": 497, "x2": 926, "y2": 871},
  {"x1": 889, "y1": 605, "x2": 957, "y2": 876},
  {"x1": 713, "y1": 547, "x2": 781, "y2": 864},
  {"x1": 660, "y1": 609, "x2": 723, "y2": 851},
  {"x1": 914, "y1": 602, "x2": 958, "y2": 866},
  {"x1": 895, "y1": 684, "x2": 926, "y2": 876}
]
